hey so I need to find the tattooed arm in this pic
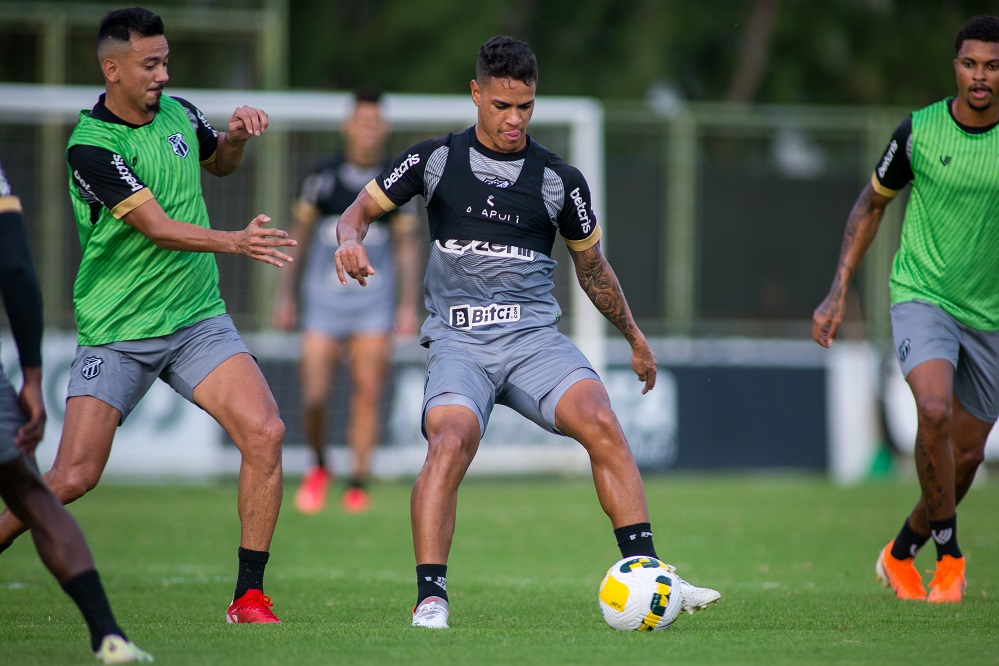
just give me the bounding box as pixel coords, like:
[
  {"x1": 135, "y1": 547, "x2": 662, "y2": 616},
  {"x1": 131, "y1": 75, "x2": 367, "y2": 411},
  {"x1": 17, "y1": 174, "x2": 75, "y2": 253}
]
[
  {"x1": 812, "y1": 180, "x2": 894, "y2": 348},
  {"x1": 569, "y1": 241, "x2": 657, "y2": 394}
]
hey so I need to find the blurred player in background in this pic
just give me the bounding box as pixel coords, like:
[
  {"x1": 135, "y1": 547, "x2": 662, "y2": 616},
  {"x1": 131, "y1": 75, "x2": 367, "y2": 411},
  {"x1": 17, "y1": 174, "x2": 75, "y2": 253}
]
[
  {"x1": 273, "y1": 88, "x2": 420, "y2": 515},
  {"x1": 0, "y1": 6, "x2": 296, "y2": 623},
  {"x1": 0, "y1": 159, "x2": 152, "y2": 663},
  {"x1": 334, "y1": 35, "x2": 720, "y2": 629},
  {"x1": 813, "y1": 14, "x2": 999, "y2": 604}
]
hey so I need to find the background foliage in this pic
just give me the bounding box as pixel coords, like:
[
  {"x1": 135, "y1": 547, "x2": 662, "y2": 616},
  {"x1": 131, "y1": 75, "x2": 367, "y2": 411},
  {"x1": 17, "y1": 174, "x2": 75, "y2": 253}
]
[{"x1": 2, "y1": 0, "x2": 998, "y2": 106}]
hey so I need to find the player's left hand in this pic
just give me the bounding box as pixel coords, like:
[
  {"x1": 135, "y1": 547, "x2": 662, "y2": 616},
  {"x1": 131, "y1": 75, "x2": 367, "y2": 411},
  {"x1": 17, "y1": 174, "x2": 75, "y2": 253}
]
[
  {"x1": 631, "y1": 338, "x2": 657, "y2": 394},
  {"x1": 227, "y1": 106, "x2": 269, "y2": 141},
  {"x1": 15, "y1": 371, "x2": 45, "y2": 453}
]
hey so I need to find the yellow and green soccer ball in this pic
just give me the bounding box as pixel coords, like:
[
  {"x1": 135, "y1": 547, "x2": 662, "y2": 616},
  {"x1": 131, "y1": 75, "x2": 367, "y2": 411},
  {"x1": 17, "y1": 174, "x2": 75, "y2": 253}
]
[{"x1": 598, "y1": 556, "x2": 682, "y2": 631}]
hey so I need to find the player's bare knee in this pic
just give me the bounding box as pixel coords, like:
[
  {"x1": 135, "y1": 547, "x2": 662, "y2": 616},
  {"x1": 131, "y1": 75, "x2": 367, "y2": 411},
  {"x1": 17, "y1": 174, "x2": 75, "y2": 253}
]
[
  {"x1": 427, "y1": 430, "x2": 474, "y2": 468},
  {"x1": 955, "y1": 445, "x2": 986, "y2": 471},
  {"x1": 915, "y1": 396, "x2": 951, "y2": 433},
  {"x1": 48, "y1": 468, "x2": 99, "y2": 502},
  {"x1": 257, "y1": 414, "x2": 286, "y2": 450}
]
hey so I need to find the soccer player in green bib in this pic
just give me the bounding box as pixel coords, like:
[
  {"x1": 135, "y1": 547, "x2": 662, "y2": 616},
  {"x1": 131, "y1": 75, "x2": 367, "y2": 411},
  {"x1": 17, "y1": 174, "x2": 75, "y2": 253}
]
[
  {"x1": 0, "y1": 6, "x2": 296, "y2": 623},
  {"x1": 813, "y1": 15, "x2": 999, "y2": 604}
]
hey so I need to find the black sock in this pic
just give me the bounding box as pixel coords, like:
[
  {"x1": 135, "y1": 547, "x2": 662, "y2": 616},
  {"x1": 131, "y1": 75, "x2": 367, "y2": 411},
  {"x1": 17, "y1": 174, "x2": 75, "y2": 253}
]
[
  {"x1": 233, "y1": 547, "x2": 269, "y2": 601},
  {"x1": 614, "y1": 522, "x2": 658, "y2": 560},
  {"x1": 348, "y1": 477, "x2": 366, "y2": 490},
  {"x1": 62, "y1": 570, "x2": 124, "y2": 652},
  {"x1": 415, "y1": 564, "x2": 448, "y2": 606},
  {"x1": 890, "y1": 518, "x2": 929, "y2": 560},
  {"x1": 929, "y1": 515, "x2": 962, "y2": 560},
  {"x1": 0, "y1": 541, "x2": 11, "y2": 555}
]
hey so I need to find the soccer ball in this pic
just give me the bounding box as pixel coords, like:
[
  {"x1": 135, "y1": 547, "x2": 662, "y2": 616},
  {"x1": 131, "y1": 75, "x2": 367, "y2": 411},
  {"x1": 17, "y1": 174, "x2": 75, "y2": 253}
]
[{"x1": 598, "y1": 556, "x2": 683, "y2": 631}]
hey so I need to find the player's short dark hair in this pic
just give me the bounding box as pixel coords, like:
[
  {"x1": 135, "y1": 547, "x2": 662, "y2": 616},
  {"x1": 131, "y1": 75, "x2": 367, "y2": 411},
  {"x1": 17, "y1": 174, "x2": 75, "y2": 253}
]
[
  {"x1": 98, "y1": 6, "x2": 164, "y2": 48},
  {"x1": 476, "y1": 36, "x2": 537, "y2": 86},
  {"x1": 353, "y1": 86, "x2": 383, "y2": 105},
  {"x1": 954, "y1": 15, "x2": 999, "y2": 52}
]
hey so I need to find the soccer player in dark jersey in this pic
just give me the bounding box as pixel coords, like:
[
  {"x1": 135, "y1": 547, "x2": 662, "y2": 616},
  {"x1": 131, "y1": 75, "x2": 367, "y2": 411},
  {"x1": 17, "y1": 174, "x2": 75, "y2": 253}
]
[
  {"x1": 334, "y1": 36, "x2": 721, "y2": 628},
  {"x1": 273, "y1": 88, "x2": 420, "y2": 515},
  {"x1": 813, "y1": 15, "x2": 999, "y2": 604},
  {"x1": 0, "y1": 159, "x2": 152, "y2": 663},
  {"x1": 0, "y1": 7, "x2": 296, "y2": 623}
]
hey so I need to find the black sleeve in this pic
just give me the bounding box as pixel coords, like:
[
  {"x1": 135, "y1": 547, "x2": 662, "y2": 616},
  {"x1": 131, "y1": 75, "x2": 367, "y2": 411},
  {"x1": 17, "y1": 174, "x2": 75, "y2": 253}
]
[
  {"x1": 376, "y1": 136, "x2": 448, "y2": 207},
  {"x1": 0, "y1": 208, "x2": 43, "y2": 368},
  {"x1": 873, "y1": 116, "x2": 913, "y2": 192},
  {"x1": 173, "y1": 96, "x2": 220, "y2": 162},
  {"x1": 68, "y1": 144, "x2": 149, "y2": 213},
  {"x1": 549, "y1": 156, "x2": 598, "y2": 241}
]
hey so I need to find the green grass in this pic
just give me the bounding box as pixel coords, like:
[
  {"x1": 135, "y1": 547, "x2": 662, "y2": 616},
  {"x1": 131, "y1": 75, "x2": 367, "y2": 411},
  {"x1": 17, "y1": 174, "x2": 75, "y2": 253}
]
[{"x1": 1, "y1": 473, "x2": 998, "y2": 665}]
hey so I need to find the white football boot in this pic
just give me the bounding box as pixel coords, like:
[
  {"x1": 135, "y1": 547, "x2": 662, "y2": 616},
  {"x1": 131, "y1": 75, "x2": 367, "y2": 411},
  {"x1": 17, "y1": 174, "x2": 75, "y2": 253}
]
[
  {"x1": 412, "y1": 596, "x2": 450, "y2": 629},
  {"x1": 94, "y1": 635, "x2": 154, "y2": 664},
  {"x1": 665, "y1": 564, "x2": 721, "y2": 614}
]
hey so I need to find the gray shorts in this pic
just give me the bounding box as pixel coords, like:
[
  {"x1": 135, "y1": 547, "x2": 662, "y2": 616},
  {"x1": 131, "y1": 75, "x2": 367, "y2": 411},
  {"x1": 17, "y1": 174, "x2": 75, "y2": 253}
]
[
  {"x1": 0, "y1": 360, "x2": 24, "y2": 464},
  {"x1": 891, "y1": 300, "x2": 999, "y2": 422},
  {"x1": 301, "y1": 299, "x2": 394, "y2": 339},
  {"x1": 66, "y1": 314, "x2": 249, "y2": 424},
  {"x1": 422, "y1": 326, "x2": 599, "y2": 438}
]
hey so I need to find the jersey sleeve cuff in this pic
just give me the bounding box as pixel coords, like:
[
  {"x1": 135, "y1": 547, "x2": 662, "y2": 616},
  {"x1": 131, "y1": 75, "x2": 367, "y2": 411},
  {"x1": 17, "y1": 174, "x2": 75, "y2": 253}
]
[
  {"x1": 870, "y1": 173, "x2": 900, "y2": 199},
  {"x1": 564, "y1": 224, "x2": 602, "y2": 252},
  {"x1": 365, "y1": 179, "x2": 397, "y2": 212},
  {"x1": 109, "y1": 188, "x2": 154, "y2": 219},
  {"x1": 0, "y1": 195, "x2": 22, "y2": 214}
]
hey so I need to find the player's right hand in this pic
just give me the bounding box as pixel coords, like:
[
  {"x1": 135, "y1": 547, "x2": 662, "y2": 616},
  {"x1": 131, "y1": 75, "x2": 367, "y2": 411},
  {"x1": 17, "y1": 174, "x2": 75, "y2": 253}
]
[
  {"x1": 334, "y1": 239, "x2": 375, "y2": 287},
  {"x1": 812, "y1": 294, "x2": 844, "y2": 348}
]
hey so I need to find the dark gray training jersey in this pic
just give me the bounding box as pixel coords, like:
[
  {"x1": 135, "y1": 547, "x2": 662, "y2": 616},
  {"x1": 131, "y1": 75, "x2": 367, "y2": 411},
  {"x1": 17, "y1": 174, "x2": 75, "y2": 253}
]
[{"x1": 366, "y1": 127, "x2": 602, "y2": 346}]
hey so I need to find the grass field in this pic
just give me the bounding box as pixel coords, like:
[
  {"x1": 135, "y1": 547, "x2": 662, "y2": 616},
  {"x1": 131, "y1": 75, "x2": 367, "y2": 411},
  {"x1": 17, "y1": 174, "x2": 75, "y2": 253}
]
[{"x1": 1, "y1": 472, "x2": 998, "y2": 665}]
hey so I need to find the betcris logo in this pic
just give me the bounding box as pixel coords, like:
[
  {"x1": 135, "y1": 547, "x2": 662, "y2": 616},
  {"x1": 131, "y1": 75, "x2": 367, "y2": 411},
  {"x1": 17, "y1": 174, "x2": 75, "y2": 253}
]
[
  {"x1": 383, "y1": 153, "x2": 420, "y2": 190},
  {"x1": 570, "y1": 186, "x2": 592, "y2": 233},
  {"x1": 111, "y1": 154, "x2": 143, "y2": 193},
  {"x1": 877, "y1": 139, "x2": 897, "y2": 180}
]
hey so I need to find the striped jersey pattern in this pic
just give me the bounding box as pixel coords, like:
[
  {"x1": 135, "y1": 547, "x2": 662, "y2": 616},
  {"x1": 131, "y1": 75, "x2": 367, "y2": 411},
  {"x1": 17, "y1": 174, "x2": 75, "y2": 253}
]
[
  {"x1": 67, "y1": 96, "x2": 225, "y2": 345},
  {"x1": 890, "y1": 99, "x2": 999, "y2": 330}
]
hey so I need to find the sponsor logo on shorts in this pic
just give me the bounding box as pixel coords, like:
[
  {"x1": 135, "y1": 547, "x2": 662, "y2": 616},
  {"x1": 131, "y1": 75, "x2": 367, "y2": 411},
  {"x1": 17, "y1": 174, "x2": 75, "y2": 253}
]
[
  {"x1": 167, "y1": 132, "x2": 190, "y2": 158},
  {"x1": 449, "y1": 303, "x2": 521, "y2": 329},
  {"x1": 111, "y1": 154, "x2": 144, "y2": 193},
  {"x1": 436, "y1": 239, "x2": 534, "y2": 261},
  {"x1": 81, "y1": 355, "x2": 104, "y2": 380},
  {"x1": 939, "y1": 155, "x2": 951, "y2": 166},
  {"x1": 897, "y1": 338, "x2": 910, "y2": 362}
]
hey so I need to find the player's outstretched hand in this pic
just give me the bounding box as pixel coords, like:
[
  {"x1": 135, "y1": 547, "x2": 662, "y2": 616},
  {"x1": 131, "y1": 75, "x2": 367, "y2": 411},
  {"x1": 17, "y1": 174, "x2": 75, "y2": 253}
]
[
  {"x1": 227, "y1": 106, "x2": 269, "y2": 141},
  {"x1": 334, "y1": 239, "x2": 375, "y2": 287},
  {"x1": 812, "y1": 293, "x2": 844, "y2": 348},
  {"x1": 238, "y1": 215, "x2": 297, "y2": 267},
  {"x1": 632, "y1": 337, "x2": 657, "y2": 395}
]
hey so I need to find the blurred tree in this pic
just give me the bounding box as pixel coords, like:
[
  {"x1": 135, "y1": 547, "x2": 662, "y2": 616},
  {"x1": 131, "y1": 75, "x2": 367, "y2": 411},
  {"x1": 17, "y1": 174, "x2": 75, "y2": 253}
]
[
  {"x1": 287, "y1": 0, "x2": 999, "y2": 107},
  {"x1": 2, "y1": 0, "x2": 998, "y2": 106}
]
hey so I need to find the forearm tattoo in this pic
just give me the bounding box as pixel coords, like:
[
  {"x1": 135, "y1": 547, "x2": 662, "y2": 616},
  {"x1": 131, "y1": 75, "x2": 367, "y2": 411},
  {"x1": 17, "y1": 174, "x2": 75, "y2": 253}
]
[{"x1": 575, "y1": 249, "x2": 638, "y2": 344}]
